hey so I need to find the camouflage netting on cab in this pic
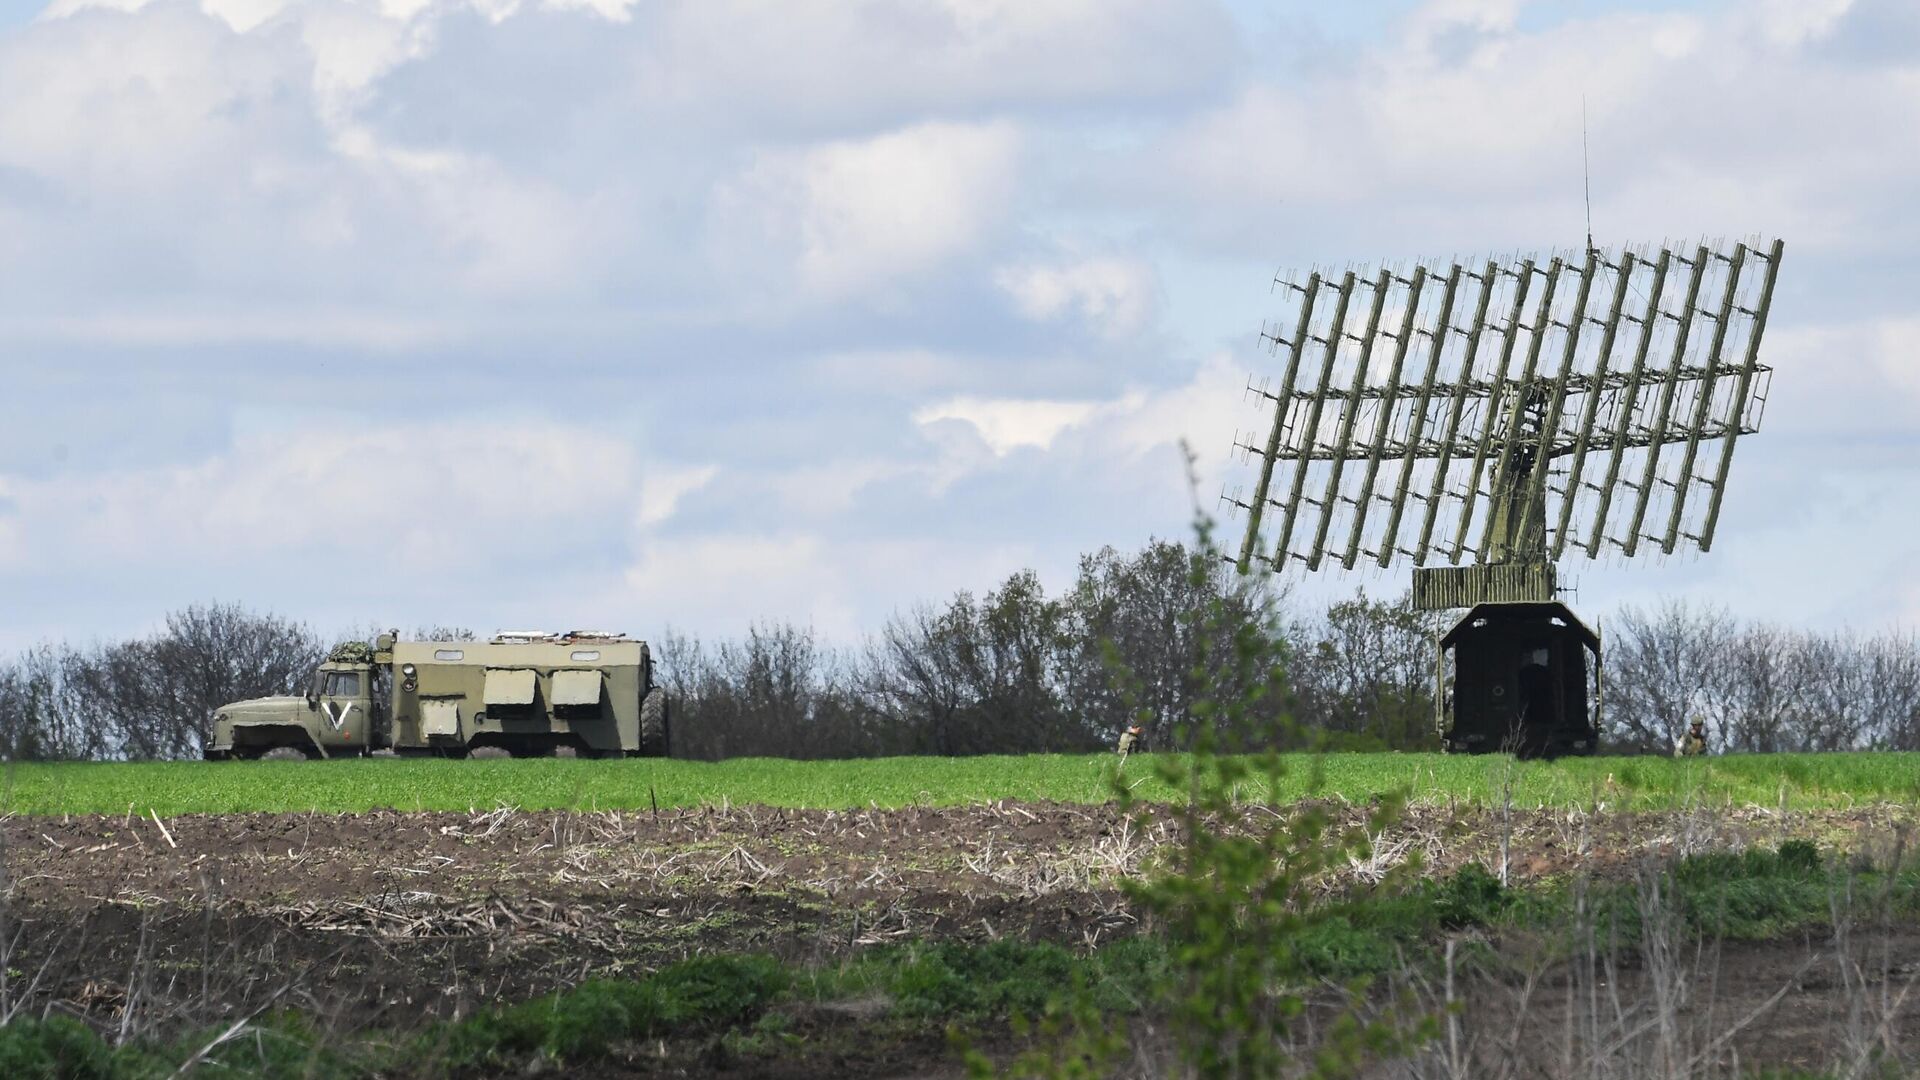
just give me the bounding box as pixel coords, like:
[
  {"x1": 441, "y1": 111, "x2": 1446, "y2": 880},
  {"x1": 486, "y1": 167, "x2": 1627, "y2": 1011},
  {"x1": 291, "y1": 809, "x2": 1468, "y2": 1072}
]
[{"x1": 328, "y1": 641, "x2": 375, "y2": 664}]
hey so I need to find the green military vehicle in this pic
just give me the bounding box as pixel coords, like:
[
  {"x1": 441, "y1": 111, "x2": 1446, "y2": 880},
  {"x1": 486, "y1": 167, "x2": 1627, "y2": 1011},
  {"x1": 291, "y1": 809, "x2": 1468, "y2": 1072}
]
[{"x1": 204, "y1": 630, "x2": 670, "y2": 760}]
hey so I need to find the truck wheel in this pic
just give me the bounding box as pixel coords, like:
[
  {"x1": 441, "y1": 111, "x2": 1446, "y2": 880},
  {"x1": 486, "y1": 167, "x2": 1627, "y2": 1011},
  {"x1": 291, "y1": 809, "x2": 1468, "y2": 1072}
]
[
  {"x1": 260, "y1": 747, "x2": 308, "y2": 762},
  {"x1": 469, "y1": 746, "x2": 511, "y2": 760},
  {"x1": 639, "y1": 689, "x2": 670, "y2": 758}
]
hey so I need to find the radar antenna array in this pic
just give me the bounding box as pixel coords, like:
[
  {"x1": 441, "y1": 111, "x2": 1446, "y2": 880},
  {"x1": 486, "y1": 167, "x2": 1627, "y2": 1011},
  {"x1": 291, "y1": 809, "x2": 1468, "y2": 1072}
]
[
  {"x1": 1228, "y1": 239, "x2": 1783, "y2": 585},
  {"x1": 1224, "y1": 238, "x2": 1786, "y2": 757}
]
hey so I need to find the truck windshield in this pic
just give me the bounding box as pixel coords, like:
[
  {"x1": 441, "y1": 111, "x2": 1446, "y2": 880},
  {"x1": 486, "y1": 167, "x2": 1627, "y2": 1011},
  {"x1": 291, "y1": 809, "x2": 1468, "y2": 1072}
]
[{"x1": 326, "y1": 672, "x2": 363, "y2": 697}]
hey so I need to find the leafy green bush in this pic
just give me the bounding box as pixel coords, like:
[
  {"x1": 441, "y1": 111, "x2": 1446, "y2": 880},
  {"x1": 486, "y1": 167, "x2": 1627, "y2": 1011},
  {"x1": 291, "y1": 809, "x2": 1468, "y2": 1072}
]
[
  {"x1": 1658, "y1": 841, "x2": 1834, "y2": 939},
  {"x1": 891, "y1": 951, "x2": 971, "y2": 1018},
  {"x1": 0, "y1": 1016, "x2": 115, "y2": 1080},
  {"x1": 441, "y1": 953, "x2": 787, "y2": 1066},
  {"x1": 1776, "y1": 838, "x2": 1822, "y2": 875},
  {"x1": 1091, "y1": 495, "x2": 1433, "y2": 1078},
  {"x1": 1429, "y1": 863, "x2": 1508, "y2": 930},
  {"x1": 1673, "y1": 841, "x2": 1825, "y2": 890},
  {"x1": 1283, "y1": 915, "x2": 1405, "y2": 979},
  {"x1": 891, "y1": 939, "x2": 1150, "y2": 1020}
]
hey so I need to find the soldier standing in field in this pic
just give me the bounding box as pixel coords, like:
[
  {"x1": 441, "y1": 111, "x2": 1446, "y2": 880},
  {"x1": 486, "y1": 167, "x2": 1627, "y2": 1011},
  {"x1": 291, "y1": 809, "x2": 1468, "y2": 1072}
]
[
  {"x1": 1678, "y1": 717, "x2": 1709, "y2": 757},
  {"x1": 1117, "y1": 725, "x2": 1144, "y2": 759}
]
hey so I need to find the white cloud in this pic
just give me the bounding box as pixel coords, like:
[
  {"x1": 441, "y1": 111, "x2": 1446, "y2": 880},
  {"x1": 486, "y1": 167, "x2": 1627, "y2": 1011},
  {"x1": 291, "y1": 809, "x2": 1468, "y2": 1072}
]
[
  {"x1": 713, "y1": 121, "x2": 1023, "y2": 298},
  {"x1": 0, "y1": 421, "x2": 640, "y2": 570},
  {"x1": 995, "y1": 256, "x2": 1157, "y2": 338},
  {"x1": 1093, "y1": 354, "x2": 1249, "y2": 465},
  {"x1": 40, "y1": 0, "x2": 148, "y2": 18},
  {"x1": 635, "y1": 463, "x2": 718, "y2": 528},
  {"x1": 0, "y1": 475, "x2": 18, "y2": 567},
  {"x1": 1402, "y1": 0, "x2": 1522, "y2": 45},
  {"x1": 1756, "y1": 0, "x2": 1855, "y2": 46},
  {"x1": 0, "y1": 310, "x2": 452, "y2": 349},
  {"x1": 0, "y1": 6, "x2": 313, "y2": 193},
  {"x1": 621, "y1": 530, "x2": 1044, "y2": 641},
  {"x1": 293, "y1": 2, "x2": 438, "y2": 118},
  {"x1": 1762, "y1": 317, "x2": 1920, "y2": 433},
  {"x1": 921, "y1": 353, "x2": 1247, "y2": 460},
  {"x1": 42, "y1": 0, "x2": 630, "y2": 27},
  {"x1": 761, "y1": 460, "x2": 912, "y2": 517},
  {"x1": 905, "y1": 352, "x2": 1252, "y2": 501},
  {"x1": 540, "y1": 0, "x2": 635, "y2": 24},
  {"x1": 914, "y1": 395, "x2": 1102, "y2": 456},
  {"x1": 804, "y1": 349, "x2": 976, "y2": 395},
  {"x1": 622, "y1": 0, "x2": 1236, "y2": 129},
  {"x1": 0, "y1": 0, "x2": 1220, "y2": 322},
  {"x1": 1869, "y1": 319, "x2": 1920, "y2": 404},
  {"x1": 1143, "y1": 2, "x2": 1919, "y2": 258},
  {"x1": 623, "y1": 532, "x2": 859, "y2": 638}
]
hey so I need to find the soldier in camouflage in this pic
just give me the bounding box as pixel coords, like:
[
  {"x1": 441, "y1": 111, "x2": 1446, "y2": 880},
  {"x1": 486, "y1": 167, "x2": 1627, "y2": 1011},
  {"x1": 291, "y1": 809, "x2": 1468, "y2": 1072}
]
[{"x1": 1678, "y1": 717, "x2": 1708, "y2": 757}]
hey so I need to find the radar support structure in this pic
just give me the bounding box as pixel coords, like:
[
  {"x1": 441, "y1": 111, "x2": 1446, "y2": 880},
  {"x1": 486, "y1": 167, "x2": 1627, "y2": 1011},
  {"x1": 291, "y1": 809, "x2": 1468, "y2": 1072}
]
[{"x1": 1227, "y1": 240, "x2": 1784, "y2": 757}]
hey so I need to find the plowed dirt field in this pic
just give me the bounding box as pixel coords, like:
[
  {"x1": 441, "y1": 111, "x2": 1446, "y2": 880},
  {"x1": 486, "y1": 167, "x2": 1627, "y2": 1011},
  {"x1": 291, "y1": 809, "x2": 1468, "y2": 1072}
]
[{"x1": 5, "y1": 801, "x2": 1918, "y2": 1076}]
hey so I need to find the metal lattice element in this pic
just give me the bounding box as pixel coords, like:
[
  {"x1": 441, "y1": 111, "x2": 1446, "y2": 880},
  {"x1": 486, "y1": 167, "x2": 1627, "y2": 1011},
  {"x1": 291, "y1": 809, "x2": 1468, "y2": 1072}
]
[{"x1": 1226, "y1": 239, "x2": 1784, "y2": 576}]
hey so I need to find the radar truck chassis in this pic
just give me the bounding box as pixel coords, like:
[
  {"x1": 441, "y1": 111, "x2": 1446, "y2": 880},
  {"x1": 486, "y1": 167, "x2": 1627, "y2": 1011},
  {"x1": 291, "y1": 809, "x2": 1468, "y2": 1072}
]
[{"x1": 206, "y1": 631, "x2": 672, "y2": 760}]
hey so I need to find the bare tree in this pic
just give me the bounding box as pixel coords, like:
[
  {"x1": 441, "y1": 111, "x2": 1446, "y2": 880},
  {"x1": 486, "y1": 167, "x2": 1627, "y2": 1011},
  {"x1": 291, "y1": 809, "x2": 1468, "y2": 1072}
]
[
  {"x1": 1606, "y1": 605, "x2": 1920, "y2": 754},
  {"x1": 1057, "y1": 539, "x2": 1294, "y2": 751},
  {"x1": 1288, "y1": 591, "x2": 1443, "y2": 749},
  {"x1": 0, "y1": 645, "x2": 111, "y2": 761},
  {"x1": 1863, "y1": 630, "x2": 1920, "y2": 750},
  {"x1": 1714, "y1": 623, "x2": 1817, "y2": 753},
  {"x1": 145, "y1": 604, "x2": 327, "y2": 757},
  {"x1": 660, "y1": 623, "x2": 883, "y2": 760},
  {"x1": 1604, "y1": 601, "x2": 1736, "y2": 752},
  {"x1": 1800, "y1": 629, "x2": 1920, "y2": 753},
  {"x1": 0, "y1": 604, "x2": 323, "y2": 761},
  {"x1": 868, "y1": 599, "x2": 989, "y2": 756}
]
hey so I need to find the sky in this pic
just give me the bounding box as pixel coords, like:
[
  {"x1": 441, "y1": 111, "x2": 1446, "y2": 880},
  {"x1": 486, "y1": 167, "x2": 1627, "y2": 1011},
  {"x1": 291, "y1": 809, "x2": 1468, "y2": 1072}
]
[{"x1": 0, "y1": 0, "x2": 1916, "y2": 653}]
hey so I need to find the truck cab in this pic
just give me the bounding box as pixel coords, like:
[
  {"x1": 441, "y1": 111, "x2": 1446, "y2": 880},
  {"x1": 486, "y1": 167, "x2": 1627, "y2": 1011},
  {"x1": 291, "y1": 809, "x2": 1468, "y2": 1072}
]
[{"x1": 204, "y1": 639, "x2": 389, "y2": 760}]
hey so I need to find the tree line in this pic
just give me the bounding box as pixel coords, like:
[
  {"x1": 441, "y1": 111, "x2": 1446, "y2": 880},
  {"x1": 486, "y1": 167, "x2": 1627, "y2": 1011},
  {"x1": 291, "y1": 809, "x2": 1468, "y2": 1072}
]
[
  {"x1": 0, "y1": 604, "x2": 327, "y2": 762},
  {"x1": 0, "y1": 542, "x2": 1914, "y2": 760}
]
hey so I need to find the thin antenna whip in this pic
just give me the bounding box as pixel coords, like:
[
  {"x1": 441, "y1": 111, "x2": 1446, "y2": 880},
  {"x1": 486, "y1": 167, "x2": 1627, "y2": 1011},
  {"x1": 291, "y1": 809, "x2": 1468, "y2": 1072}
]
[{"x1": 1582, "y1": 96, "x2": 1594, "y2": 256}]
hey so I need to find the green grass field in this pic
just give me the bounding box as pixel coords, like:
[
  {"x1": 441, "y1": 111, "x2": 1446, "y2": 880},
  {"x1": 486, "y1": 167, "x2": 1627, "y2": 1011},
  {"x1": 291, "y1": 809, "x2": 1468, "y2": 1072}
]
[{"x1": 4, "y1": 751, "x2": 1919, "y2": 817}]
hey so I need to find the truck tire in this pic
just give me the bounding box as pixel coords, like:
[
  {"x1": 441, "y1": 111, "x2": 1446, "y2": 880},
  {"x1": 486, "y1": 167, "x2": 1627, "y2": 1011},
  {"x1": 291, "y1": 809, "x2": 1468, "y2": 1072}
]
[
  {"x1": 639, "y1": 689, "x2": 670, "y2": 758},
  {"x1": 469, "y1": 746, "x2": 511, "y2": 760},
  {"x1": 260, "y1": 747, "x2": 308, "y2": 762}
]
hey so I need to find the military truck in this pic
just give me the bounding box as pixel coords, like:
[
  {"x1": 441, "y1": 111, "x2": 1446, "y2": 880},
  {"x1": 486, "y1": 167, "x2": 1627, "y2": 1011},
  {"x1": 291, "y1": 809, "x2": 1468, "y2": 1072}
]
[{"x1": 204, "y1": 631, "x2": 671, "y2": 760}]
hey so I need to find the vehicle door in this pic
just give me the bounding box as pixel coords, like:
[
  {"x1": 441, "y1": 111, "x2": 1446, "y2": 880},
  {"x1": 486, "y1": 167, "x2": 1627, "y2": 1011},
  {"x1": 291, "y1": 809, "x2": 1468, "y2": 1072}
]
[{"x1": 315, "y1": 668, "x2": 374, "y2": 754}]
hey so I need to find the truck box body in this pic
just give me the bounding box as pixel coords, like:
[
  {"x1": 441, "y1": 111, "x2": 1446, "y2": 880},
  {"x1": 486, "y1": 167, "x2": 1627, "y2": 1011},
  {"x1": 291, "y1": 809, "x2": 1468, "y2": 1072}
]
[{"x1": 390, "y1": 636, "x2": 649, "y2": 756}]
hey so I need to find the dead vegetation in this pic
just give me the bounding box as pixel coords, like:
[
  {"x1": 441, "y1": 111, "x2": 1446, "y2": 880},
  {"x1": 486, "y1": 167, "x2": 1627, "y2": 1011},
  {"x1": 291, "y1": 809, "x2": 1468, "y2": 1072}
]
[{"x1": 2, "y1": 799, "x2": 1918, "y2": 1077}]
